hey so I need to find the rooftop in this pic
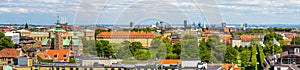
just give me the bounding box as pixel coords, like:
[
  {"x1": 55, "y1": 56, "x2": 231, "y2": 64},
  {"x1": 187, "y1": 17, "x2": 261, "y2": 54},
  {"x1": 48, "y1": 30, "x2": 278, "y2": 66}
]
[
  {"x1": 38, "y1": 50, "x2": 71, "y2": 62},
  {"x1": 0, "y1": 48, "x2": 20, "y2": 58}
]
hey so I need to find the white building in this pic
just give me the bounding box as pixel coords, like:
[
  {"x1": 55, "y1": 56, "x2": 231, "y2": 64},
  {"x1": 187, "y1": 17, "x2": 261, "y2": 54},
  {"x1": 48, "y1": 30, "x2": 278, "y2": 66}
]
[{"x1": 4, "y1": 32, "x2": 20, "y2": 44}]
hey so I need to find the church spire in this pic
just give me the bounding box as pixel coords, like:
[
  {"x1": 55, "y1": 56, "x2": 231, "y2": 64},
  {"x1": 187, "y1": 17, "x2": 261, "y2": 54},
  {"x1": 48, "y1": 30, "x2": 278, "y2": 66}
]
[
  {"x1": 25, "y1": 22, "x2": 29, "y2": 29},
  {"x1": 56, "y1": 16, "x2": 60, "y2": 25}
]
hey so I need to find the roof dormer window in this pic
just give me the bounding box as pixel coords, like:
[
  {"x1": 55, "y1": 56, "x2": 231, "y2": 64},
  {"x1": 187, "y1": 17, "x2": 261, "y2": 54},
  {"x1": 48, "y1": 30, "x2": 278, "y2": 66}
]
[{"x1": 54, "y1": 54, "x2": 58, "y2": 59}]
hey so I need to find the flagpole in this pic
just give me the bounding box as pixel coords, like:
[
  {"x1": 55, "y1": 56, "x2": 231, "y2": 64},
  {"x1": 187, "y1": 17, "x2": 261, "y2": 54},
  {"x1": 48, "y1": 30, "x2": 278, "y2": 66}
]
[{"x1": 273, "y1": 38, "x2": 275, "y2": 66}]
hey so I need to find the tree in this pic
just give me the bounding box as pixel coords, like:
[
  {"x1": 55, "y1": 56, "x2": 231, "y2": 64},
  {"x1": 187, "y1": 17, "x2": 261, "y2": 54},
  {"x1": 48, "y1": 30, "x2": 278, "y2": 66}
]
[
  {"x1": 224, "y1": 46, "x2": 239, "y2": 63},
  {"x1": 133, "y1": 49, "x2": 151, "y2": 59},
  {"x1": 115, "y1": 40, "x2": 133, "y2": 59},
  {"x1": 0, "y1": 32, "x2": 14, "y2": 50},
  {"x1": 181, "y1": 35, "x2": 199, "y2": 59},
  {"x1": 129, "y1": 42, "x2": 143, "y2": 53},
  {"x1": 258, "y1": 45, "x2": 265, "y2": 69},
  {"x1": 292, "y1": 37, "x2": 300, "y2": 45},
  {"x1": 240, "y1": 50, "x2": 251, "y2": 68},
  {"x1": 149, "y1": 39, "x2": 167, "y2": 59},
  {"x1": 251, "y1": 46, "x2": 257, "y2": 70},
  {"x1": 199, "y1": 40, "x2": 211, "y2": 62},
  {"x1": 166, "y1": 53, "x2": 180, "y2": 59},
  {"x1": 263, "y1": 33, "x2": 283, "y2": 56},
  {"x1": 162, "y1": 37, "x2": 171, "y2": 44},
  {"x1": 96, "y1": 40, "x2": 113, "y2": 58},
  {"x1": 82, "y1": 38, "x2": 97, "y2": 56},
  {"x1": 172, "y1": 42, "x2": 181, "y2": 55},
  {"x1": 208, "y1": 34, "x2": 226, "y2": 63}
]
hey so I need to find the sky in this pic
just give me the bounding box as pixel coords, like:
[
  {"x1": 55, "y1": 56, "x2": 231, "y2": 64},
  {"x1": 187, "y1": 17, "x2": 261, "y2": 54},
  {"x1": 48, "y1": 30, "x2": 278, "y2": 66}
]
[{"x1": 0, "y1": 0, "x2": 299, "y2": 25}]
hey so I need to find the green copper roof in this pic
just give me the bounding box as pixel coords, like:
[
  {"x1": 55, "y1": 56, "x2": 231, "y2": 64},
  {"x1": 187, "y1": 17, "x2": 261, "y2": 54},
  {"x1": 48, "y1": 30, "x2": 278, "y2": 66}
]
[
  {"x1": 42, "y1": 39, "x2": 49, "y2": 45},
  {"x1": 63, "y1": 39, "x2": 71, "y2": 46},
  {"x1": 73, "y1": 39, "x2": 79, "y2": 46},
  {"x1": 47, "y1": 29, "x2": 55, "y2": 32},
  {"x1": 42, "y1": 39, "x2": 72, "y2": 46},
  {"x1": 72, "y1": 36, "x2": 78, "y2": 39},
  {"x1": 4, "y1": 65, "x2": 12, "y2": 70}
]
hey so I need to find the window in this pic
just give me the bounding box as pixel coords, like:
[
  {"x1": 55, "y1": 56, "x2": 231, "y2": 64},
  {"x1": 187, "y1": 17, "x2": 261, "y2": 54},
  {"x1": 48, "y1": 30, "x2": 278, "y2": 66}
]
[
  {"x1": 54, "y1": 54, "x2": 58, "y2": 58},
  {"x1": 70, "y1": 67, "x2": 73, "y2": 70},
  {"x1": 277, "y1": 67, "x2": 281, "y2": 70},
  {"x1": 34, "y1": 66, "x2": 38, "y2": 70},
  {"x1": 56, "y1": 67, "x2": 59, "y2": 70},
  {"x1": 63, "y1": 54, "x2": 67, "y2": 57},
  {"x1": 62, "y1": 67, "x2": 65, "y2": 70},
  {"x1": 295, "y1": 48, "x2": 300, "y2": 53}
]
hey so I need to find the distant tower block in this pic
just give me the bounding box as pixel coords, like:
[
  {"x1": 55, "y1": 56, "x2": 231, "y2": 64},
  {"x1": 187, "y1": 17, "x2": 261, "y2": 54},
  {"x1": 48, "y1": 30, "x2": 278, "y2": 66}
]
[
  {"x1": 130, "y1": 22, "x2": 134, "y2": 27},
  {"x1": 184, "y1": 20, "x2": 187, "y2": 29},
  {"x1": 222, "y1": 22, "x2": 226, "y2": 28},
  {"x1": 243, "y1": 23, "x2": 247, "y2": 31},
  {"x1": 156, "y1": 22, "x2": 159, "y2": 28},
  {"x1": 160, "y1": 21, "x2": 164, "y2": 30},
  {"x1": 202, "y1": 22, "x2": 206, "y2": 29}
]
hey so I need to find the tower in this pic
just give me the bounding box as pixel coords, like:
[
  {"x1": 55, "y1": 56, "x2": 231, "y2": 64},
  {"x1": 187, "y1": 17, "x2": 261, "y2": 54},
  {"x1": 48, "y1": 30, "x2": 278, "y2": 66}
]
[
  {"x1": 25, "y1": 22, "x2": 29, "y2": 29},
  {"x1": 241, "y1": 23, "x2": 247, "y2": 31},
  {"x1": 130, "y1": 22, "x2": 134, "y2": 27},
  {"x1": 202, "y1": 22, "x2": 206, "y2": 29},
  {"x1": 221, "y1": 22, "x2": 226, "y2": 28},
  {"x1": 184, "y1": 20, "x2": 187, "y2": 30},
  {"x1": 54, "y1": 16, "x2": 64, "y2": 50}
]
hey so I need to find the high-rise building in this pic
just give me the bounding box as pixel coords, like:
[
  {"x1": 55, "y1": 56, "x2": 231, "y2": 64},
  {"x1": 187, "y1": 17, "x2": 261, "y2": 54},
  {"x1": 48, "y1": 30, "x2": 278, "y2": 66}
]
[
  {"x1": 197, "y1": 22, "x2": 201, "y2": 28},
  {"x1": 184, "y1": 20, "x2": 187, "y2": 29},
  {"x1": 130, "y1": 22, "x2": 134, "y2": 27},
  {"x1": 160, "y1": 21, "x2": 164, "y2": 30},
  {"x1": 156, "y1": 22, "x2": 160, "y2": 28},
  {"x1": 222, "y1": 22, "x2": 226, "y2": 28},
  {"x1": 241, "y1": 23, "x2": 247, "y2": 31},
  {"x1": 202, "y1": 22, "x2": 206, "y2": 29}
]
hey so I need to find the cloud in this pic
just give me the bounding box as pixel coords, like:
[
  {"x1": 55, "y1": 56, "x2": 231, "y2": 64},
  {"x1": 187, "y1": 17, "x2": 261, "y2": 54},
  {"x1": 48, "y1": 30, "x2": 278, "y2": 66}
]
[
  {"x1": 217, "y1": 0, "x2": 300, "y2": 16},
  {"x1": 0, "y1": 7, "x2": 29, "y2": 13},
  {"x1": 0, "y1": 8, "x2": 11, "y2": 13},
  {"x1": 0, "y1": 0, "x2": 80, "y2": 14}
]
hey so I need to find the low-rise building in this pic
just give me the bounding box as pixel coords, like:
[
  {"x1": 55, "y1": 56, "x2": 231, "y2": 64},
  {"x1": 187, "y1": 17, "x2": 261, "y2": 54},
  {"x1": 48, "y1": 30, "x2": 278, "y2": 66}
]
[
  {"x1": 171, "y1": 33, "x2": 181, "y2": 44},
  {"x1": 0, "y1": 48, "x2": 20, "y2": 65},
  {"x1": 4, "y1": 32, "x2": 20, "y2": 44},
  {"x1": 37, "y1": 50, "x2": 71, "y2": 62},
  {"x1": 96, "y1": 32, "x2": 156, "y2": 46}
]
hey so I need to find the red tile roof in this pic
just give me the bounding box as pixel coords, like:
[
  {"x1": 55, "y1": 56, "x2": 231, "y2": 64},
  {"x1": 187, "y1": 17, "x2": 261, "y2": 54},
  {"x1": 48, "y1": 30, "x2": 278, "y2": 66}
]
[
  {"x1": 97, "y1": 32, "x2": 156, "y2": 38},
  {"x1": 240, "y1": 35, "x2": 260, "y2": 42},
  {"x1": 283, "y1": 32, "x2": 297, "y2": 38},
  {"x1": 0, "y1": 48, "x2": 20, "y2": 58},
  {"x1": 220, "y1": 35, "x2": 232, "y2": 44},
  {"x1": 160, "y1": 59, "x2": 181, "y2": 64},
  {"x1": 223, "y1": 64, "x2": 241, "y2": 70},
  {"x1": 204, "y1": 30, "x2": 218, "y2": 34},
  {"x1": 38, "y1": 50, "x2": 70, "y2": 61}
]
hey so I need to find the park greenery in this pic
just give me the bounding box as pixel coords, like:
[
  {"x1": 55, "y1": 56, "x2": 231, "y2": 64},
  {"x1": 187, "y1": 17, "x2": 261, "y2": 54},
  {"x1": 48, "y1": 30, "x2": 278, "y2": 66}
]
[
  {"x1": 82, "y1": 29, "x2": 291, "y2": 69},
  {"x1": 0, "y1": 32, "x2": 14, "y2": 50}
]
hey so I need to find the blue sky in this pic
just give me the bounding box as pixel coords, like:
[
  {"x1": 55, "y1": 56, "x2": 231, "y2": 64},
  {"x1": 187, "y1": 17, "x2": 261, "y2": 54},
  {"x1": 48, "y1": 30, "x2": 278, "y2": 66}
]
[{"x1": 0, "y1": 0, "x2": 299, "y2": 25}]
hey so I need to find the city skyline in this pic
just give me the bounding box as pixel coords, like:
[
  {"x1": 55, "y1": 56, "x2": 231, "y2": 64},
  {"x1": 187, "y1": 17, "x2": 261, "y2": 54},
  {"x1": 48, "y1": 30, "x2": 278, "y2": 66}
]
[{"x1": 0, "y1": 0, "x2": 299, "y2": 25}]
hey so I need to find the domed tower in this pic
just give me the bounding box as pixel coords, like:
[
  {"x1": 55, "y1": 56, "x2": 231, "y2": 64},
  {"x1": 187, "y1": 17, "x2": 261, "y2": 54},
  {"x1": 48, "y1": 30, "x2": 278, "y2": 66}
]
[{"x1": 53, "y1": 16, "x2": 64, "y2": 50}]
